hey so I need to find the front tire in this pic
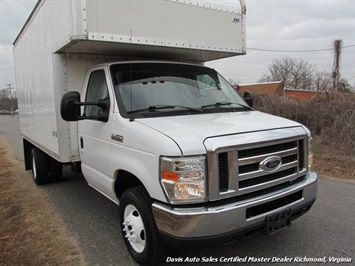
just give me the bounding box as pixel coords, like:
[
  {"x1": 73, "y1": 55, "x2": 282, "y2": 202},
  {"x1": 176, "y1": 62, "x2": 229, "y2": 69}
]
[
  {"x1": 30, "y1": 148, "x2": 50, "y2": 185},
  {"x1": 119, "y1": 187, "x2": 168, "y2": 265}
]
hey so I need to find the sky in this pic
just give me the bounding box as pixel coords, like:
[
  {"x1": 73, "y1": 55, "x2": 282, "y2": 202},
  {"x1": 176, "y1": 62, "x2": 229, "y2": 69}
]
[{"x1": 0, "y1": 0, "x2": 354, "y2": 91}]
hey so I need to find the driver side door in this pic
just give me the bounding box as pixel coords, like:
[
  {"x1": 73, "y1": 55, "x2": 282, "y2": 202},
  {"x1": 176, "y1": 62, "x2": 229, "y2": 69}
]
[{"x1": 78, "y1": 68, "x2": 114, "y2": 196}]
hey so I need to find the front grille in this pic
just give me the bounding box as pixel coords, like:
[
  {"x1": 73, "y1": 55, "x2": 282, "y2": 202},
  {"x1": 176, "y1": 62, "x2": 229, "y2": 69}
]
[
  {"x1": 218, "y1": 153, "x2": 229, "y2": 192},
  {"x1": 238, "y1": 141, "x2": 297, "y2": 159},
  {"x1": 239, "y1": 167, "x2": 297, "y2": 188},
  {"x1": 217, "y1": 137, "x2": 307, "y2": 196}
]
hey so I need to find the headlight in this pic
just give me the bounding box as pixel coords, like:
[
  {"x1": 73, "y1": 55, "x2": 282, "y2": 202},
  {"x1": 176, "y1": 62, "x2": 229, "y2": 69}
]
[
  {"x1": 160, "y1": 156, "x2": 206, "y2": 203},
  {"x1": 308, "y1": 136, "x2": 313, "y2": 169}
]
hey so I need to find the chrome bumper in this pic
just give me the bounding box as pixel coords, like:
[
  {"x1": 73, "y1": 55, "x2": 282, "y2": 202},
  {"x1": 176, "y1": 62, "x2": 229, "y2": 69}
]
[{"x1": 152, "y1": 172, "x2": 317, "y2": 239}]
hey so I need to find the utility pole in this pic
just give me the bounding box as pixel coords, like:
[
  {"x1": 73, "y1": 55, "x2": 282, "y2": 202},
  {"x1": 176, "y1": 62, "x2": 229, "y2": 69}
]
[
  {"x1": 7, "y1": 84, "x2": 14, "y2": 113},
  {"x1": 332, "y1": 39, "x2": 342, "y2": 93}
]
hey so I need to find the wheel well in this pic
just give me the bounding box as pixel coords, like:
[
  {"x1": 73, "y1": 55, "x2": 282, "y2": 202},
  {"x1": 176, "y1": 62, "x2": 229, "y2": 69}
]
[
  {"x1": 23, "y1": 138, "x2": 34, "y2": 170},
  {"x1": 114, "y1": 170, "x2": 145, "y2": 199}
]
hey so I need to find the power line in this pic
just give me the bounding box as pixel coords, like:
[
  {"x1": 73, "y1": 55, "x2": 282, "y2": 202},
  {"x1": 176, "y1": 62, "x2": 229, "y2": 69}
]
[{"x1": 247, "y1": 44, "x2": 355, "y2": 53}]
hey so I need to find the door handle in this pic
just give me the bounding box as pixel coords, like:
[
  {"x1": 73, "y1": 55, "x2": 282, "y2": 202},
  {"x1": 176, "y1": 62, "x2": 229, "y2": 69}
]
[
  {"x1": 80, "y1": 137, "x2": 84, "y2": 149},
  {"x1": 111, "y1": 134, "x2": 124, "y2": 142}
]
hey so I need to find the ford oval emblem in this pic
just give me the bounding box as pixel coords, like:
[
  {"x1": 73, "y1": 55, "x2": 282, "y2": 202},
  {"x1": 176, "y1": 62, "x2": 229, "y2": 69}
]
[{"x1": 260, "y1": 156, "x2": 282, "y2": 172}]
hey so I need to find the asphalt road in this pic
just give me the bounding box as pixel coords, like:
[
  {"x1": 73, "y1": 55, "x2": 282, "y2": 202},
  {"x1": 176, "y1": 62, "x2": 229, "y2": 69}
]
[{"x1": 1, "y1": 115, "x2": 354, "y2": 266}]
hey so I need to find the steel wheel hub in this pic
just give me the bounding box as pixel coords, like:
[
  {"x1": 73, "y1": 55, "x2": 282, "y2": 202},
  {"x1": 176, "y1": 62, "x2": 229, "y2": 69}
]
[{"x1": 123, "y1": 204, "x2": 146, "y2": 253}]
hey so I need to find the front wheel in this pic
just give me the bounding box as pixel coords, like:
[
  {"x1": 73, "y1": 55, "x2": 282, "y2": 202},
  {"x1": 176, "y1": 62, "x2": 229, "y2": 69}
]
[{"x1": 119, "y1": 187, "x2": 168, "y2": 265}]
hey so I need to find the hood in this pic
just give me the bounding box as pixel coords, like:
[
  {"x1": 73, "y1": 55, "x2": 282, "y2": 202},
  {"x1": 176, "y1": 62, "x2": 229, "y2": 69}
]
[{"x1": 136, "y1": 111, "x2": 302, "y2": 155}]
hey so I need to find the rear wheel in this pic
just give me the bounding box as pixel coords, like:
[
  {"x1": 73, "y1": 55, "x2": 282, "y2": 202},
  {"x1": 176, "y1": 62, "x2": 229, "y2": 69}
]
[
  {"x1": 119, "y1": 186, "x2": 168, "y2": 265},
  {"x1": 30, "y1": 148, "x2": 50, "y2": 185}
]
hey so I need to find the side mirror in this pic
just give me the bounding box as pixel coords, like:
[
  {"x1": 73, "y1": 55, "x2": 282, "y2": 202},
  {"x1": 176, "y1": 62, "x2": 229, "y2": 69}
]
[
  {"x1": 243, "y1": 90, "x2": 253, "y2": 108},
  {"x1": 243, "y1": 97, "x2": 253, "y2": 108},
  {"x1": 60, "y1": 91, "x2": 82, "y2": 121},
  {"x1": 96, "y1": 97, "x2": 110, "y2": 122},
  {"x1": 60, "y1": 91, "x2": 110, "y2": 122}
]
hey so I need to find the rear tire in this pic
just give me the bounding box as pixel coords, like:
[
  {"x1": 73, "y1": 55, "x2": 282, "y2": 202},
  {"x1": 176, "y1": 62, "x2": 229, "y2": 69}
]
[
  {"x1": 30, "y1": 148, "x2": 50, "y2": 185},
  {"x1": 119, "y1": 186, "x2": 168, "y2": 265}
]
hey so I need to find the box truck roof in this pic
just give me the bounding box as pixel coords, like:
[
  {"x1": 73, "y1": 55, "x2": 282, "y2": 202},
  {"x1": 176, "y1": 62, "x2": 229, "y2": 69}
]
[{"x1": 14, "y1": 0, "x2": 246, "y2": 63}]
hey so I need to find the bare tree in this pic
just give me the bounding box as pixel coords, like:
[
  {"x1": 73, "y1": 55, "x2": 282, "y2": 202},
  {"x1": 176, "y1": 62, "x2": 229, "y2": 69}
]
[
  {"x1": 0, "y1": 88, "x2": 10, "y2": 98},
  {"x1": 338, "y1": 78, "x2": 353, "y2": 93},
  {"x1": 228, "y1": 78, "x2": 241, "y2": 85},
  {"x1": 314, "y1": 71, "x2": 333, "y2": 92},
  {"x1": 259, "y1": 56, "x2": 317, "y2": 90}
]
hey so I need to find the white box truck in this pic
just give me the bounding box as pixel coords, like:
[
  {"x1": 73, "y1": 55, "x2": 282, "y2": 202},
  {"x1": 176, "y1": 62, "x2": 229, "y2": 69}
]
[{"x1": 14, "y1": 0, "x2": 317, "y2": 264}]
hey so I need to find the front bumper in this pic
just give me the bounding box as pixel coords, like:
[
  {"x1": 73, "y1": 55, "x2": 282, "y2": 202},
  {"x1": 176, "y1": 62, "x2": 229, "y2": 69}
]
[{"x1": 152, "y1": 171, "x2": 317, "y2": 245}]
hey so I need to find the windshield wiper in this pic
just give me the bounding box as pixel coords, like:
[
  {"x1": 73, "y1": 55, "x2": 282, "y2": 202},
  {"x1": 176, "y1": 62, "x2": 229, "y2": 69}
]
[
  {"x1": 127, "y1": 105, "x2": 202, "y2": 114},
  {"x1": 201, "y1": 102, "x2": 253, "y2": 110}
]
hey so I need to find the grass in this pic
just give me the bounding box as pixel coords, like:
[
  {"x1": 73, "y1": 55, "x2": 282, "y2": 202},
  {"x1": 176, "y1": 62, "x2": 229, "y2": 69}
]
[
  {"x1": 254, "y1": 93, "x2": 355, "y2": 180},
  {"x1": 0, "y1": 136, "x2": 85, "y2": 266}
]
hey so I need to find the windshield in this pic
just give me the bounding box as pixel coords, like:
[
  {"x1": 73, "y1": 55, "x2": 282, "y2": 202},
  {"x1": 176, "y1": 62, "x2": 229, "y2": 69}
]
[{"x1": 110, "y1": 62, "x2": 248, "y2": 117}]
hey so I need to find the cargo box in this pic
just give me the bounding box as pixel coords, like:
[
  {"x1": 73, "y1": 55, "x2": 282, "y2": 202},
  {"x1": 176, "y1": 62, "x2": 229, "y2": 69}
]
[{"x1": 15, "y1": 0, "x2": 246, "y2": 63}]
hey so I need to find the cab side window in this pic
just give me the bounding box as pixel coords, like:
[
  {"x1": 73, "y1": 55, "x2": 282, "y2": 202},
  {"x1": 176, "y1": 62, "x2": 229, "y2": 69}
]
[{"x1": 85, "y1": 70, "x2": 109, "y2": 117}]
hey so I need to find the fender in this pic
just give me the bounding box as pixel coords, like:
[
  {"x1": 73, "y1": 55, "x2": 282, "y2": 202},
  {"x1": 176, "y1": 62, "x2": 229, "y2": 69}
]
[{"x1": 108, "y1": 117, "x2": 183, "y2": 203}]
